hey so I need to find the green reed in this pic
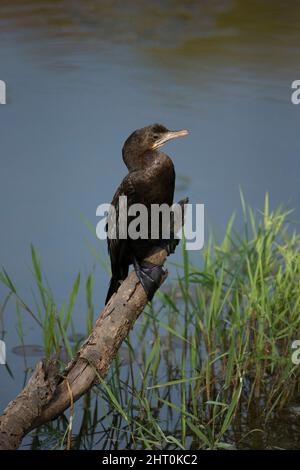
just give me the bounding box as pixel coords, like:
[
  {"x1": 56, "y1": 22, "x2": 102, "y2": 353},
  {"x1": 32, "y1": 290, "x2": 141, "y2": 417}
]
[{"x1": 1, "y1": 194, "x2": 300, "y2": 449}]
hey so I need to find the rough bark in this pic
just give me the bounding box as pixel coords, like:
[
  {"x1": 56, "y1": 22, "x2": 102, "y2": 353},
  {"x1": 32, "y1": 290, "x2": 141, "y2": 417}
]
[{"x1": 0, "y1": 199, "x2": 187, "y2": 450}]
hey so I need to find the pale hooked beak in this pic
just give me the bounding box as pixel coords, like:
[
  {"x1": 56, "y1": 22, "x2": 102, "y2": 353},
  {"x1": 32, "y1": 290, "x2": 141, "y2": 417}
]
[{"x1": 152, "y1": 129, "x2": 189, "y2": 149}]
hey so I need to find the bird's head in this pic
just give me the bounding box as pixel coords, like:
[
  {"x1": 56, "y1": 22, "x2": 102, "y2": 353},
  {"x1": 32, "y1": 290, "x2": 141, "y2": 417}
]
[{"x1": 122, "y1": 123, "x2": 189, "y2": 170}]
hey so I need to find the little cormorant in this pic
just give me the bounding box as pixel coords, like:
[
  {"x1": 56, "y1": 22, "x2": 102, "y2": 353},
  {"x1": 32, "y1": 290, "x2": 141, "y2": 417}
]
[{"x1": 105, "y1": 123, "x2": 189, "y2": 304}]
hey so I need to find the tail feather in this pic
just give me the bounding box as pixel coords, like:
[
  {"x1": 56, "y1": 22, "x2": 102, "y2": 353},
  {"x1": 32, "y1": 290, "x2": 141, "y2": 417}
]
[{"x1": 105, "y1": 276, "x2": 121, "y2": 305}]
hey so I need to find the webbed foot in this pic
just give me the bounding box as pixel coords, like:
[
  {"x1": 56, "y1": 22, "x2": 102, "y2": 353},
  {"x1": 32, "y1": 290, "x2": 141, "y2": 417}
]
[{"x1": 133, "y1": 257, "x2": 165, "y2": 301}]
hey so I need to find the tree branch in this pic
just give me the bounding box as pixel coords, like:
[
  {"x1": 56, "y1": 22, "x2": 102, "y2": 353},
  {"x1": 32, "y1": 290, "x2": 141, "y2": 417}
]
[{"x1": 0, "y1": 198, "x2": 187, "y2": 450}]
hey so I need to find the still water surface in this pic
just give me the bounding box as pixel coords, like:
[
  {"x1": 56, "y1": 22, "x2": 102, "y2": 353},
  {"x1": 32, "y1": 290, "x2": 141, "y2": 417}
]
[{"x1": 0, "y1": 0, "x2": 300, "y2": 447}]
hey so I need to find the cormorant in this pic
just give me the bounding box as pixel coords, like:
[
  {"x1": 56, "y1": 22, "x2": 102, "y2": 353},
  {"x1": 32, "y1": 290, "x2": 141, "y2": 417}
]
[{"x1": 105, "y1": 123, "x2": 189, "y2": 304}]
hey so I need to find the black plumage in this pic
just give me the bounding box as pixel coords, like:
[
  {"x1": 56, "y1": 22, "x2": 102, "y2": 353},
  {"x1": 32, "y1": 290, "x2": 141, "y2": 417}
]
[{"x1": 105, "y1": 123, "x2": 189, "y2": 304}]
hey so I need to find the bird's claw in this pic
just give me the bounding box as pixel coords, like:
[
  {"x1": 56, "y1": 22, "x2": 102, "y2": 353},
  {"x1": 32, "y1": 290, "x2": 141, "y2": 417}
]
[{"x1": 133, "y1": 258, "x2": 165, "y2": 301}]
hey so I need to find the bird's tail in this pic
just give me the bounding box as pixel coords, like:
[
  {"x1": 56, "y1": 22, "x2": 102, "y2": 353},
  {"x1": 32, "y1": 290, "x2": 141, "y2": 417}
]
[{"x1": 105, "y1": 276, "x2": 121, "y2": 305}]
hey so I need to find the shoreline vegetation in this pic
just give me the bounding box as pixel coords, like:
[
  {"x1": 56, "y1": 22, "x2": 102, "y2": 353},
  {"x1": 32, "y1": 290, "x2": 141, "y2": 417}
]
[{"x1": 1, "y1": 194, "x2": 300, "y2": 449}]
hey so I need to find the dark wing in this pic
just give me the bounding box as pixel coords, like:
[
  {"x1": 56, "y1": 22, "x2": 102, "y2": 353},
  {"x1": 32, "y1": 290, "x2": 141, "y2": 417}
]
[{"x1": 106, "y1": 174, "x2": 136, "y2": 278}]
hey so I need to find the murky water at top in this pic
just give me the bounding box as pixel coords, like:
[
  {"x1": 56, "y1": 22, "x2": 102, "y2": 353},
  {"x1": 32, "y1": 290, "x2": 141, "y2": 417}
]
[{"x1": 1, "y1": 0, "x2": 300, "y2": 448}]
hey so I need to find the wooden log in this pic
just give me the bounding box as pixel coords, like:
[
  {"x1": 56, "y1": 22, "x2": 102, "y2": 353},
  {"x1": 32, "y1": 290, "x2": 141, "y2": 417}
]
[{"x1": 0, "y1": 198, "x2": 188, "y2": 450}]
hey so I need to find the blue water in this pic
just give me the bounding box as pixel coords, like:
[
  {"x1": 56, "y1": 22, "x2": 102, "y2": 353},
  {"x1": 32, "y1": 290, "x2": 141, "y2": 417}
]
[{"x1": 1, "y1": 0, "x2": 300, "y2": 423}]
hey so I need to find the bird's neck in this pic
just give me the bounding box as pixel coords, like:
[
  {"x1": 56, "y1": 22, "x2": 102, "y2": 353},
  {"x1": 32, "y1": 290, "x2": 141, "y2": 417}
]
[{"x1": 122, "y1": 148, "x2": 159, "y2": 172}]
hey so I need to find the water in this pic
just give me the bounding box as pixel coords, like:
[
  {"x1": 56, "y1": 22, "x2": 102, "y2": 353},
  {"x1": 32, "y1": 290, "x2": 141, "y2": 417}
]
[{"x1": 1, "y1": 0, "x2": 300, "y2": 447}]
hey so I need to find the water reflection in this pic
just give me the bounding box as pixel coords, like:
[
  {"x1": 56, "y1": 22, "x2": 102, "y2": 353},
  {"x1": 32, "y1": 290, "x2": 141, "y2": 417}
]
[{"x1": 2, "y1": 1, "x2": 300, "y2": 57}]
